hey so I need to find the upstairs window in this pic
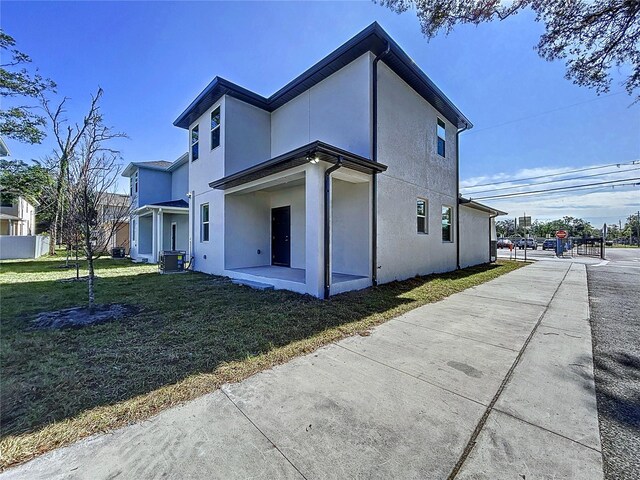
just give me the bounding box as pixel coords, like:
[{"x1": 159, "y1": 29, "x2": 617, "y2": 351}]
[
  {"x1": 211, "y1": 107, "x2": 221, "y2": 150},
  {"x1": 201, "y1": 203, "x2": 210, "y2": 242},
  {"x1": 417, "y1": 198, "x2": 428, "y2": 234},
  {"x1": 191, "y1": 125, "x2": 199, "y2": 161},
  {"x1": 437, "y1": 118, "x2": 446, "y2": 157},
  {"x1": 130, "y1": 172, "x2": 138, "y2": 195},
  {"x1": 442, "y1": 205, "x2": 453, "y2": 242}
]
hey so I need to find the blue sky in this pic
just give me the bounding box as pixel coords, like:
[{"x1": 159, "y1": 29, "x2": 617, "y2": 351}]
[{"x1": 2, "y1": 1, "x2": 639, "y2": 226}]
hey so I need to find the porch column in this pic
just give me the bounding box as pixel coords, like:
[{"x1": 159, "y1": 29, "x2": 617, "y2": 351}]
[
  {"x1": 158, "y1": 209, "x2": 164, "y2": 260},
  {"x1": 152, "y1": 210, "x2": 158, "y2": 262},
  {"x1": 305, "y1": 164, "x2": 325, "y2": 298}
]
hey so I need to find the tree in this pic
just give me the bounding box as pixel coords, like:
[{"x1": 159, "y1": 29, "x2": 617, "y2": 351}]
[
  {"x1": 623, "y1": 212, "x2": 640, "y2": 238},
  {"x1": 0, "y1": 30, "x2": 55, "y2": 143},
  {"x1": 378, "y1": 0, "x2": 640, "y2": 100},
  {"x1": 43, "y1": 88, "x2": 103, "y2": 254},
  {"x1": 496, "y1": 218, "x2": 515, "y2": 237},
  {"x1": 66, "y1": 97, "x2": 128, "y2": 312}
]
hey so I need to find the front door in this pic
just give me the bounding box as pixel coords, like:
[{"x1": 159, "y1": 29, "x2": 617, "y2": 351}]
[
  {"x1": 171, "y1": 222, "x2": 177, "y2": 251},
  {"x1": 271, "y1": 206, "x2": 290, "y2": 267}
]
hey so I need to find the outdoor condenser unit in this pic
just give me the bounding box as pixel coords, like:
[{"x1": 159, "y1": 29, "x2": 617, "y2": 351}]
[
  {"x1": 159, "y1": 250, "x2": 186, "y2": 274},
  {"x1": 111, "y1": 247, "x2": 126, "y2": 259}
]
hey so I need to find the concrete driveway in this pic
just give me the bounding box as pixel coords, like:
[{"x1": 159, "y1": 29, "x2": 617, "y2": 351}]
[{"x1": 2, "y1": 261, "x2": 603, "y2": 479}]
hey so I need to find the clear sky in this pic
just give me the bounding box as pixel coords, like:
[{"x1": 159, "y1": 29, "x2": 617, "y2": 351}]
[{"x1": 2, "y1": 1, "x2": 639, "y2": 226}]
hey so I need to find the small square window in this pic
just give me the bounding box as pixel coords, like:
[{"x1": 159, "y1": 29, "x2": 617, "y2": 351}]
[
  {"x1": 417, "y1": 198, "x2": 428, "y2": 234},
  {"x1": 191, "y1": 125, "x2": 199, "y2": 161},
  {"x1": 211, "y1": 107, "x2": 221, "y2": 150},
  {"x1": 437, "y1": 118, "x2": 446, "y2": 157}
]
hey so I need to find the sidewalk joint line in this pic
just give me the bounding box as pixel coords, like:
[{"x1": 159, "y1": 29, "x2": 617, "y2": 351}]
[
  {"x1": 447, "y1": 264, "x2": 572, "y2": 480},
  {"x1": 393, "y1": 318, "x2": 520, "y2": 352},
  {"x1": 492, "y1": 408, "x2": 602, "y2": 454},
  {"x1": 220, "y1": 389, "x2": 309, "y2": 480},
  {"x1": 334, "y1": 343, "x2": 487, "y2": 408}
]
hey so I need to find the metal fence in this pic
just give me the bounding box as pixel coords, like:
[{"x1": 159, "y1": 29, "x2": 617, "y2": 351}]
[{"x1": 573, "y1": 237, "x2": 604, "y2": 258}]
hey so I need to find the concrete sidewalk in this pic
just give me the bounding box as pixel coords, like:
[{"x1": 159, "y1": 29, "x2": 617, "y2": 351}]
[{"x1": 2, "y1": 261, "x2": 603, "y2": 479}]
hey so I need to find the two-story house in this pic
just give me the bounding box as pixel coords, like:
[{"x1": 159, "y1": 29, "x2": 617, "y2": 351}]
[
  {"x1": 122, "y1": 153, "x2": 189, "y2": 262},
  {"x1": 0, "y1": 195, "x2": 37, "y2": 236},
  {"x1": 168, "y1": 22, "x2": 501, "y2": 298}
]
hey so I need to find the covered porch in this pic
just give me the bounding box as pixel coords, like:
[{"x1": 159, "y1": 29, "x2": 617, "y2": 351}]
[
  {"x1": 134, "y1": 200, "x2": 189, "y2": 263},
  {"x1": 211, "y1": 141, "x2": 386, "y2": 298}
]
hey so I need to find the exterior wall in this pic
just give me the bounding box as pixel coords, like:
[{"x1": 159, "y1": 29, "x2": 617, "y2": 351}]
[
  {"x1": 224, "y1": 193, "x2": 271, "y2": 269},
  {"x1": 459, "y1": 206, "x2": 490, "y2": 268},
  {"x1": 138, "y1": 168, "x2": 172, "y2": 206},
  {"x1": 170, "y1": 162, "x2": 189, "y2": 202},
  {"x1": 138, "y1": 215, "x2": 153, "y2": 255},
  {"x1": 270, "y1": 53, "x2": 372, "y2": 158},
  {"x1": 376, "y1": 61, "x2": 458, "y2": 282},
  {"x1": 225, "y1": 96, "x2": 271, "y2": 175},
  {"x1": 0, "y1": 235, "x2": 49, "y2": 259},
  {"x1": 332, "y1": 179, "x2": 369, "y2": 277},
  {"x1": 162, "y1": 213, "x2": 189, "y2": 252},
  {"x1": 189, "y1": 97, "x2": 226, "y2": 275}
]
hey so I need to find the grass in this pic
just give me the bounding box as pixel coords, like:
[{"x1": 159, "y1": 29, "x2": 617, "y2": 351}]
[{"x1": 0, "y1": 256, "x2": 524, "y2": 469}]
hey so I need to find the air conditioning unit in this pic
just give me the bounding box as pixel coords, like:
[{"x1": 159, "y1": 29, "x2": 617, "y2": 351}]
[
  {"x1": 111, "y1": 247, "x2": 126, "y2": 259},
  {"x1": 159, "y1": 250, "x2": 186, "y2": 274}
]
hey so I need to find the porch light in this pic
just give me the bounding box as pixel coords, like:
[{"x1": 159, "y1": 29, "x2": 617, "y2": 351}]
[{"x1": 308, "y1": 154, "x2": 320, "y2": 164}]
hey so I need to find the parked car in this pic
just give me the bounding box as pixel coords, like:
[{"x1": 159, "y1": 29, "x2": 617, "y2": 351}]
[
  {"x1": 542, "y1": 239, "x2": 555, "y2": 250},
  {"x1": 517, "y1": 238, "x2": 537, "y2": 250},
  {"x1": 497, "y1": 238, "x2": 512, "y2": 249}
]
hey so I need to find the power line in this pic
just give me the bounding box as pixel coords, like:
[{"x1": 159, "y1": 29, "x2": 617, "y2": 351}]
[
  {"x1": 464, "y1": 91, "x2": 626, "y2": 135},
  {"x1": 471, "y1": 178, "x2": 640, "y2": 200},
  {"x1": 462, "y1": 159, "x2": 639, "y2": 189},
  {"x1": 462, "y1": 166, "x2": 640, "y2": 195}
]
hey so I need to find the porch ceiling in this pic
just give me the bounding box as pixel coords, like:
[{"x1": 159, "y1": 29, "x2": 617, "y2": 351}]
[{"x1": 209, "y1": 141, "x2": 387, "y2": 191}]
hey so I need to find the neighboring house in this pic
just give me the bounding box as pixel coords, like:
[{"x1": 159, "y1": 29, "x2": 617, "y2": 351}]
[
  {"x1": 459, "y1": 199, "x2": 506, "y2": 267},
  {"x1": 122, "y1": 154, "x2": 189, "y2": 262},
  {"x1": 0, "y1": 195, "x2": 36, "y2": 236},
  {"x1": 96, "y1": 193, "x2": 131, "y2": 253},
  {"x1": 145, "y1": 22, "x2": 504, "y2": 298}
]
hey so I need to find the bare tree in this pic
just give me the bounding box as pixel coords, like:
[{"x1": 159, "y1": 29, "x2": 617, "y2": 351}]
[
  {"x1": 42, "y1": 88, "x2": 103, "y2": 255},
  {"x1": 377, "y1": 0, "x2": 640, "y2": 100},
  {"x1": 66, "y1": 95, "x2": 128, "y2": 313}
]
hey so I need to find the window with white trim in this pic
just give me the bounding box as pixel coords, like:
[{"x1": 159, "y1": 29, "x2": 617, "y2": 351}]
[
  {"x1": 442, "y1": 205, "x2": 453, "y2": 242},
  {"x1": 417, "y1": 198, "x2": 428, "y2": 234},
  {"x1": 201, "y1": 203, "x2": 209, "y2": 242},
  {"x1": 191, "y1": 125, "x2": 199, "y2": 161},
  {"x1": 211, "y1": 107, "x2": 221, "y2": 150},
  {"x1": 437, "y1": 118, "x2": 446, "y2": 157}
]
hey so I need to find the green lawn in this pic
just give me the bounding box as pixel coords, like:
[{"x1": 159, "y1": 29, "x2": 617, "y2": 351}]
[{"x1": 0, "y1": 256, "x2": 523, "y2": 468}]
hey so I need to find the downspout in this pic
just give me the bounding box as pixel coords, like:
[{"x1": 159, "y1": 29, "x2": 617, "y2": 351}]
[
  {"x1": 372, "y1": 42, "x2": 390, "y2": 286},
  {"x1": 324, "y1": 157, "x2": 343, "y2": 300},
  {"x1": 455, "y1": 124, "x2": 469, "y2": 270}
]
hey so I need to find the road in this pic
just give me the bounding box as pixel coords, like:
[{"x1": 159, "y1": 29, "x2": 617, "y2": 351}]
[
  {"x1": 587, "y1": 248, "x2": 640, "y2": 480},
  {"x1": 499, "y1": 246, "x2": 640, "y2": 478}
]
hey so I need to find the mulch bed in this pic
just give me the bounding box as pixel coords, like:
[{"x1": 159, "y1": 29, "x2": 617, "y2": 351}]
[{"x1": 31, "y1": 304, "x2": 139, "y2": 330}]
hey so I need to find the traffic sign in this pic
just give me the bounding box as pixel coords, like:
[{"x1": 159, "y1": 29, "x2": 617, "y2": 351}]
[
  {"x1": 556, "y1": 230, "x2": 568, "y2": 239},
  {"x1": 518, "y1": 216, "x2": 531, "y2": 227}
]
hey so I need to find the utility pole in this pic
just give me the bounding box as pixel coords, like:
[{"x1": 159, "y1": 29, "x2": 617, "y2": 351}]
[{"x1": 637, "y1": 211, "x2": 640, "y2": 248}]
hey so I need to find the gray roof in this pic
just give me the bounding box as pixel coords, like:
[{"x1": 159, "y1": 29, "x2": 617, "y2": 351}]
[
  {"x1": 174, "y1": 22, "x2": 472, "y2": 130},
  {"x1": 122, "y1": 155, "x2": 188, "y2": 178}
]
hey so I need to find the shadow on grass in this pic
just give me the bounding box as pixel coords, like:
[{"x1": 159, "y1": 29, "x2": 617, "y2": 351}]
[
  {"x1": 1, "y1": 260, "x2": 504, "y2": 440},
  {"x1": 0, "y1": 257, "x2": 136, "y2": 274}
]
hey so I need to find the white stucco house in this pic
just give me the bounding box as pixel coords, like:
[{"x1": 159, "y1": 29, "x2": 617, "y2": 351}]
[
  {"x1": 122, "y1": 153, "x2": 189, "y2": 262},
  {"x1": 137, "y1": 22, "x2": 504, "y2": 297},
  {"x1": 0, "y1": 195, "x2": 37, "y2": 236}
]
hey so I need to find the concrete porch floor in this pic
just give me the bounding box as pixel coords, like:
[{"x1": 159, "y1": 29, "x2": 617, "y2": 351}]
[{"x1": 229, "y1": 265, "x2": 367, "y2": 285}]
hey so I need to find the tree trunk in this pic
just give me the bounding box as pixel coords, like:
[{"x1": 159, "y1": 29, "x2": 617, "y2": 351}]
[
  {"x1": 49, "y1": 153, "x2": 69, "y2": 255},
  {"x1": 87, "y1": 255, "x2": 95, "y2": 314}
]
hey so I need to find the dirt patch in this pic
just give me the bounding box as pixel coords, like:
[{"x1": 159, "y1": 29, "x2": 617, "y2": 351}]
[{"x1": 31, "y1": 304, "x2": 138, "y2": 330}]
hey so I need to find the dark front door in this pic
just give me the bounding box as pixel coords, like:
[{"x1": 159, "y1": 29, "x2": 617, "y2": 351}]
[{"x1": 271, "y1": 206, "x2": 291, "y2": 267}]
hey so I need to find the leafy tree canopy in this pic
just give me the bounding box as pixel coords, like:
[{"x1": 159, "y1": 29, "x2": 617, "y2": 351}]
[
  {"x1": 0, "y1": 158, "x2": 54, "y2": 205},
  {"x1": 0, "y1": 30, "x2": 56, "y2": 144},
  {"x1": 378, "y1": 0, "x2": 640, "y2": 100}
]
